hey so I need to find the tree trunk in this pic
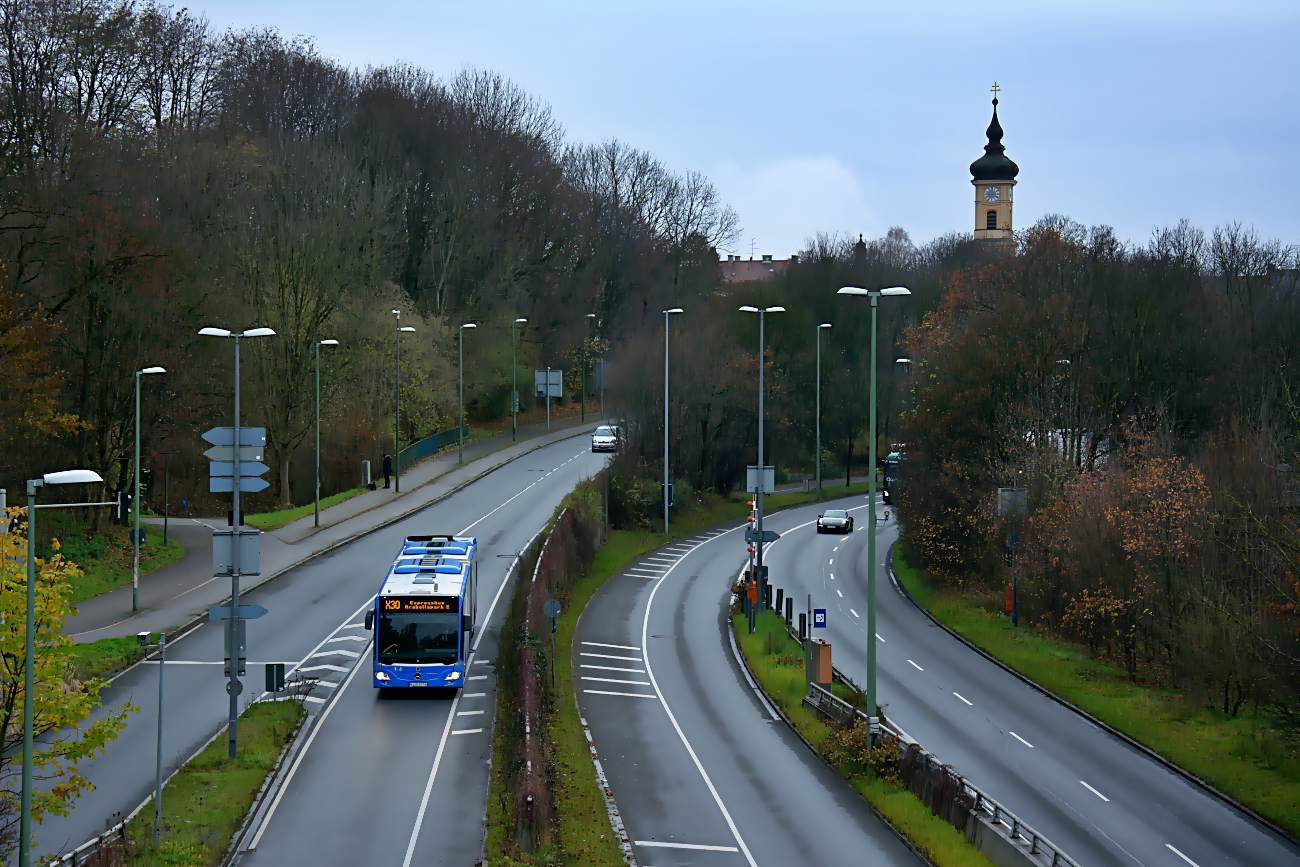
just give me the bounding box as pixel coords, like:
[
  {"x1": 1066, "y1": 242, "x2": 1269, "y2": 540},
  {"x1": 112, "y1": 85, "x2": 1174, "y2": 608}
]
[{"x1": 280, "y1": 455, "x2": 292, "y2": 508}]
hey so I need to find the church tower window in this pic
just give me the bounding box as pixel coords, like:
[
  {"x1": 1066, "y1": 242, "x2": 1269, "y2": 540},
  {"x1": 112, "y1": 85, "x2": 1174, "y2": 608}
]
[{"x1": 986, "y1": 210, "x2": 997, "y2": 230}]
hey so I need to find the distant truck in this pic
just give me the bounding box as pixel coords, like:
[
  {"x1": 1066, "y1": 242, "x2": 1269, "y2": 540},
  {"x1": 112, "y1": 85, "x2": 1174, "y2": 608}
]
[
  {"x1": 364, "y1": 534, "x2": 478, "y2": 691},
  {"x1": 882, "y1": 451, "x2": 905, "y2": 505}
]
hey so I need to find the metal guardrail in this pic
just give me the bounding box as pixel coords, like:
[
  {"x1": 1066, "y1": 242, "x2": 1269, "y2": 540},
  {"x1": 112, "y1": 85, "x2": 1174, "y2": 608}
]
[
  {"x1": 397, "y1": 423, "x2": 470, "y2": 470},
  {"x1": 47, "y1": 816, "x2": 128, "y2": 865}
]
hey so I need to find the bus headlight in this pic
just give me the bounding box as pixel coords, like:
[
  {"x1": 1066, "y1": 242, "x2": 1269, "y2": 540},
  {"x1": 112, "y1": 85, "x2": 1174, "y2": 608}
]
[
  {"x1": 375, "y1": 671, "x2": 390, "y2": 682},
  {"x1": 446, "y1": 671, "x2": 461, "y2": 681}
]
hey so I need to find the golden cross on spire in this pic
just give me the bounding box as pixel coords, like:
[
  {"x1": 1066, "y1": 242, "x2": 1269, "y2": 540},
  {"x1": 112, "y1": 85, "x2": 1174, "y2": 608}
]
[{"x1": 990, "y1": 81, "x2": 1001, "y2": 99}]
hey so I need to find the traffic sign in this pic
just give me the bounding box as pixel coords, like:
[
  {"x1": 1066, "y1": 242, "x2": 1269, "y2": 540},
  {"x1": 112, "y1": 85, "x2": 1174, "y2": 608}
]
[
  {"x1": 534, "y1": 369, "x2": 563, "y2": 398},
  {"x1": 209, "y1": 461, "x2": 270, "y2": 478},
  {"x1": 208, "y1": 603, "x2": 269, "y2": 620},
  {"x1": 543, "y1": 599, "x2": 561, "y2": 619},
  {"x1": 813, "y1": 608, "x2": 827, "y2": 628},
  {"x1": 745, "y1": 529, "x2": 780, "y2": 544},
  {"x1": 213, "y1": 529, "x2": 261, "y2": 575},
  {"x1": 210, "y1": 477, "x2": 270, "y2": 493},
  {"x1": 204, "y1": 445, "x2": 264, "y2": 462},
  {"x1": 203, "y1": 426, "x2": 267, "y2": 447}
]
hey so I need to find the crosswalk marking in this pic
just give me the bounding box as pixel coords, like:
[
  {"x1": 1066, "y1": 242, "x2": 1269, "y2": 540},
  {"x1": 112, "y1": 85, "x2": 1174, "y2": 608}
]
[
  {"x1": 311, "y1": 648, "x2": 359, "y2": 659},
  {"x1": 584, "y1": 689, "x2": 656, "y2": 698}
]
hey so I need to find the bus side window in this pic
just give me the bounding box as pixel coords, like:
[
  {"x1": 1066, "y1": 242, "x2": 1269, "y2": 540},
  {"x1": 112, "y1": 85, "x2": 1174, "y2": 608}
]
[{"x1": 364, "y1": 609, "x2": 374, "y2": 630}]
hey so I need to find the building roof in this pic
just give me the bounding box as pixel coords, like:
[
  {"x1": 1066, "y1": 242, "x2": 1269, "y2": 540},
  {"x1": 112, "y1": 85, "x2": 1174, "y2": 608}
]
[
  {"x1": 970, "y1": 97, "x2": 1019, "y2": 182},
  {"x1": 719, "y1": 256, "x2": 792, "y2": 284}
]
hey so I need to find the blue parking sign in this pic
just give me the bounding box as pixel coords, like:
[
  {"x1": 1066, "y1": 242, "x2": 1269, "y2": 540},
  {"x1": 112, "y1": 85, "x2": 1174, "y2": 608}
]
[{"x1": 813, "y1": 608, "x2": 827, "y2": 628}]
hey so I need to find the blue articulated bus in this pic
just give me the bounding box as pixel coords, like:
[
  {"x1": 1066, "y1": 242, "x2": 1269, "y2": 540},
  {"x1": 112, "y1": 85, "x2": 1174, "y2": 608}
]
[{"x1": 364, "y1": 535, "x2": 478, "y2": 690}]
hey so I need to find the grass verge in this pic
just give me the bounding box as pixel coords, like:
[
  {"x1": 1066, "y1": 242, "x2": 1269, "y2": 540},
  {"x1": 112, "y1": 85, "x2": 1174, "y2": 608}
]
[
  {"x1": 732, "y1": 609, "x2": 993, "y2": 867},
  {"x1": 893, "y1": 544, "x2": 1300, "y2": 838},
  {"x1": 48, "y1": 518, "x2": 186, "y2": 604},
  {"x1": 69, "y1": 636, "x2": 144, "y2": 681},
  {"x1": 119, "y1": 699, "x2": 304, "y2": 866},
  {"x1": 245, "y1": 487, "x2": 366, "y2": 530}
]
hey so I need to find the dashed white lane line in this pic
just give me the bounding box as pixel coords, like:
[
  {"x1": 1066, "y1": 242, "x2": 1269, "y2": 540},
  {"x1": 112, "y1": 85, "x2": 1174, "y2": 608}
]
[
  {"x1": 829, "y1": 558, "x2": 834, "y2": 564},
  {"x1": 635, "y1": 841, "x2": 740, "y2": 852},
  {"x1": 467, "y1": 675, "x2": 488, "y2": 681},
  {"x1": 583, "y1": 641, "x2": 641, "y2": 651},
  {"x1": 461, "y1": 692, "x2": 486, "y2": 698},
  {"x1": 829, "y1": 573, "x2": 835, "y2": 580},
  {"x1": 908, "y1": 659, "x2": 924, "y2": 671},
  {"x1": 1010, "y1": 732, "x2": 1034, "y2": 748},
  {"x1": 456, "y1": 709, "x2": 485, "y2": 716},
  {"x1": 451, "y1": 728, "x2": 484, "y2": 736},
  {"x1": 849, "y1": 608, "x2": 860, "y2": 617},
  {"x1": 953, "y1": 692, "x2": 972, "y2": 706},
  {"x1": 1079, "y1": 780, "x2": 1110, "y2": 802},
  {"x1": 876, "y1": 633, "x2": 885, "y2": 642},
  {"x1": 836, "y1": 589, "x2": 843, "y2": 597},
  {"x1": 1166, "y1": 843, "x2": 1201, "y2": 866}
]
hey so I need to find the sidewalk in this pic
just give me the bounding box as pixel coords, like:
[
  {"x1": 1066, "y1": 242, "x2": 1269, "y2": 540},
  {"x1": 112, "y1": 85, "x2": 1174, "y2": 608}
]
[{"x1": 67, "y1": 417, "x2": 602, "y2": 643}]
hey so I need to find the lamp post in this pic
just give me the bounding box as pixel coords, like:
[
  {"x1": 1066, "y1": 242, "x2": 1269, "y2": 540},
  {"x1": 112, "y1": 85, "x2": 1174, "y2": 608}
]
[
  {"x1": 816, "y1": 323, "x2": 831, "y2": 496},
  {"x1": 739, "y1": 305, "x2": 785, "y2": 628},
  {"x1": 391, "y1": 311, "x2": 416, "y2": 492},
  {"x1": 512, "y1": 318, "x2": 527, "y2": 440},
  {"x1": 662, "y1": 308, "x2": 683, "y2": 533},
  {"x1": 198, "y1": 325, "x2": 276, "y2": 758},
  {"x1": 133, "y1": 366, "x2": 165, "y2": 612},
  {"x1": 137, "y1": 629, "x2": 166, "y2": 841},
  {"x1": 583, "y1": 313, "x2": 595, "y2": 422},
  {"x1": 161, "y1": 451, "x2": 172, "y2": 545},
  {"x1": 459, "y1": 323, "x2": 476, "y2": 462},
  {"x1": 836, "y1": 285, "x2": 910, "y2": 733},
  {"x1": 314, "y1": 339, "x2": 338, "y2": 527},
  {"x1": 21, "y1": 468, "x2": 104, "y2": 867}
]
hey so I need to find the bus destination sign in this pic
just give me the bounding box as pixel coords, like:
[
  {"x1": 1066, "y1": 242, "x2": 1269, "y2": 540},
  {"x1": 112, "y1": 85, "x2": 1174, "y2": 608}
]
[{"x1": 383, "y1": 596, "x2": 459, "y2": 613}]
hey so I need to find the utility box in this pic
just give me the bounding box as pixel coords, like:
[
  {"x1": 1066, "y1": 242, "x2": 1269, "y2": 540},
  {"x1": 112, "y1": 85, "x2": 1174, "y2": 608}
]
[
  {"x1": 361, "y1": 460, "x2": 371, "y2": 487},
  {"x1": 805, "y1": 638, "x2": 832, "y2": 687}
]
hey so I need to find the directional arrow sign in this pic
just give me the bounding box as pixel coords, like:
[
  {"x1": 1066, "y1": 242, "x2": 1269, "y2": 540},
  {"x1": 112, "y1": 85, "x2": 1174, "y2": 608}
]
[
  {"x1": 204, "y1": 445, "x2": 264, "y2": 462},
  {"x1": 211, "y1": 477, "x2": 270, "y2": 493},
  {"x1": 744, "y1": 528, "x2": 780, "y2": 544},
  {"x1": 203, "y1": 426, "x2": 267, "y2": 447},
  {"x1": 209, "y1": 462, "x2": 270, "y2": 478},
  {"x1": 209, "y1": 603, "x2": 269, "y2": 621}
]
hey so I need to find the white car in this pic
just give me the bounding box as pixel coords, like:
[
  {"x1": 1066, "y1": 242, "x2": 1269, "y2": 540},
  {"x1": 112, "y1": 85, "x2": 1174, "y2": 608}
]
[{"x1": 591, "y1": 425, "x2": 618, "y2": 452}]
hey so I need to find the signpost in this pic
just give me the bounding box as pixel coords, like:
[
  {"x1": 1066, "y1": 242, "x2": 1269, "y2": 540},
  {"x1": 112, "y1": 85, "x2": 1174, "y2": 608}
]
[
  {"x1": 543, "y1": 599, "x2": 561, "y2": 685},
  {"x1": 746, "y1": 465, "x2": 775, "y2": 494},
  {"x1": 813, "y1": 608, "x2": 827, "y2": 629},
  {"x1": 745, "y1": 528, "x2": 780, "y2": 544},
  {"x1": 535, "y1": 369, "x2": 562, "y2": 431},
  {"x1": 997, "y1": 485, "x2": 1028, "y2": 627},
  {"x1": 204, "y1": 425, "x2": 270, "y2": 756}
]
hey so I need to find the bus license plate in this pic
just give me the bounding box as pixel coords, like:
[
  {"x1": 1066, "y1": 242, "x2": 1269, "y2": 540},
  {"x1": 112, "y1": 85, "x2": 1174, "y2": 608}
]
[{"x1": 409, "y1": 682, "x2": 427, "y2": 687}]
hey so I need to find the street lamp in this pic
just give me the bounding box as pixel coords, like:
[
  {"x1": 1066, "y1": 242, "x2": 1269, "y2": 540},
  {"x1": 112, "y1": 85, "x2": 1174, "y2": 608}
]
[
  {"x1": 459, "y1": 323, "x2": 476, "y2": 462},
  {"x1": 816, "y1": 324, "x2": 831, "y2": 496},
  {"x1": 739, "y1": 305, "x2": 785, "y2": 629},
  {"x1": 198, "y1": 325, "x2": 275, "y2": 758},
  {"x1": 512, "y1": 318, "x2": 527, "y2": 441},
  {"x1": 837, "y1": 285, "x2": 910, "y2": 733},
  {"x1": 133, "y1": 366, "x2": 165, "y2": 612},
  {"x1": 314, "y1": 339, "x2": 339, "y2": 527},
  {"x1": 662, "y1": 308, "x2": 684, "y2": 533},
  {"x1": 21, "y1": 468, "x2": 104, "y2": 867},
  {"x1": 391, "y1": 311, "x2": 416, "y2": 493},
  {"x1": 583, "y1": 313, "x2": 596, "y2": 422}
]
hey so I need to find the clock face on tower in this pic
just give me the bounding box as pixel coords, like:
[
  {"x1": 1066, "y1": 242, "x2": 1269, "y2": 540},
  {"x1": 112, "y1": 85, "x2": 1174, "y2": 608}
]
[{"x1": 983, "y1": 185, "x2": 1000, "y2": 203}]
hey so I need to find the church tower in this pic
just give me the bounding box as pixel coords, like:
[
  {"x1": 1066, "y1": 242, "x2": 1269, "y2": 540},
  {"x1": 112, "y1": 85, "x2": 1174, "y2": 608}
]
[{"x1": 970, "y1": 83, "x2": 1018, "y2": 241}]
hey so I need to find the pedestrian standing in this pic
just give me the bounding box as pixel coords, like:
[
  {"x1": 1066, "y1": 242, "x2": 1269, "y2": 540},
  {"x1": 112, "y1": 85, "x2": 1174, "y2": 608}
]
[{"x1": 383, "y1": 453, "x2": 393, "y2": 489}]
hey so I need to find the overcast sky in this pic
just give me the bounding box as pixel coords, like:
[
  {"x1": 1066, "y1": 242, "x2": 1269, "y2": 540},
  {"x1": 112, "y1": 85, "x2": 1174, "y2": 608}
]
[{"x1": 203, "y1": 0, "x2": 1299, "y2": 258}]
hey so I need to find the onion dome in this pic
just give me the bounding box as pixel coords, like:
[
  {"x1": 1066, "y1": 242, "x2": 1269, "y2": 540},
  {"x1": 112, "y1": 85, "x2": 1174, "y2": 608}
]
[{"x1": 969, "y1": 97, "x2": 1019, "y2": 181}]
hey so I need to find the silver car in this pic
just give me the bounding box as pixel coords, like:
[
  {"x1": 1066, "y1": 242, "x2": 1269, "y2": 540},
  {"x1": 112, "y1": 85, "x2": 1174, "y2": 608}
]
[
  {"x1": 816, "y1": 509, "x2": 854, "y2": 534},
  {"x1": 591, "y1": 425, "x2": 618, "y2": 452}
]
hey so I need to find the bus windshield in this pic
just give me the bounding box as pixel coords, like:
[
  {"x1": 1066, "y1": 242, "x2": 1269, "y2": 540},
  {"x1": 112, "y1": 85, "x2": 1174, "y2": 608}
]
[{"x1": 377, "y1": 611, "x2": 459, "y2": 664}]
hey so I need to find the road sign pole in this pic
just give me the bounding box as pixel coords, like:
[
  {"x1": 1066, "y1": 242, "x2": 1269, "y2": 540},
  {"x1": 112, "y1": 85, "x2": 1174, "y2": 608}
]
[
  {"x1": 229, "y1": 334, "x2": 241, "y2": 758},
  {"x1": 867, "y1": 295, "x2": 878, "y2": 730},
  {"x1": 755, "y1": 310, "x2": 766, "y2": 629}
]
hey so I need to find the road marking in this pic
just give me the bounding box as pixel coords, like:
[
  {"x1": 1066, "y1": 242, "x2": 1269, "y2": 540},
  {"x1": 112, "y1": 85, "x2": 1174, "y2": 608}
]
[
  {"x1": 582, "y1": 676, "x2": 652, "y2": 685},
  {"x1": 635, "y1": 841, "x2": 740, "y2": 852},
  {"x1": 641, "y1": 530, "x2": 758, "y2": 867},
  {"x1": 581, "y1": 652, "x2": 642, "y2": 661},
  {"x1": 451, "y1": 728, "x2": 484, "y2": 736},
  {"x1": 583, "y1": 641, "x2": 641, "y2": 651},
  {"x1": 310, "y1": 648, "x2": 359, "y2": 659},
  {"x1": 584, "y1": 689, "x2": 656, "y2": 698},
  {"x1": 456, "y1": 709, "x2": 485, "y2": 716},
  {"x1": 402, "y1": 663, "x2": 469, "y2": 867},
  {"x1": 953, "y1": 692, "x2": 972, "y2": 706},
  {"x1": 313, "y1": 681, "x2": 338, "y2": 688},
  {"x1": 876, "y1": 634, "x2": 885, "y2": 642},
  {"x1": 1165, "y1": 844, "x2": 1201, "y2": 866},
  {"x1": 829, "y1": 573, "x2": 834, "y2": 580},
  {"x1": 468, "y1": 675, "x2": 488, "y2": 681},
  {"x1": 462, "y1": 692, "x2": 486, "y2": 698},
  {"x1": 829, "y1": 558, "x2": 834, "y2": 564},
  {"x1": 297, "y1": 663, "x2": 348, "y2": 674},
  {"x1": 1079, "y1": 780, "x2": 1110, "y2": 802},
  {"x1": 1010, "y1": 732, "x2": 1034, "y2": 748},
  {"x1": 582, "y1": 664, "x2": 645, "y2": 673},
  {"x1": 326, "y1": 635, "x2": 368, "y2": 643},
  {"x1": 302, "y1": 695, "x2": 326, "y2": 703},
  {"x1": 836, "y1": 589, "x2": 843, "y2": 597},
  {"x1": 627, "y1": 567, "x2": 665, "y2": 575},
  {"x1": 849, "y1": 609, "x2": 859, "y2": 617},
  {"x1": 474, "y1": 659, "x2": 494, "y2": 665},
  {"x1": 833, "y1": 546, "x2": 839, "y2": 551},
  {"x1": 338, "y1": 622, "x2": 366, "y2": 630},
  {"x1": 908, "y1": 659, "x2": 923, "y2": 671}
]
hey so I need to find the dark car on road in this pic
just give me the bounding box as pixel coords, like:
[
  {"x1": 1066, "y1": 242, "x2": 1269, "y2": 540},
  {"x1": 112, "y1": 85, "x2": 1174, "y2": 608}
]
[{"x1": 816, "y1": 509, "x2": 854, "y2": 534}]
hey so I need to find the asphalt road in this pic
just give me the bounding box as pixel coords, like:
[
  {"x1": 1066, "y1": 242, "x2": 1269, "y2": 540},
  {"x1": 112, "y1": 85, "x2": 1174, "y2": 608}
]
[
  {"x1": 755, "y1": 496, "x2": 1300, "y2": 867},
  {"x1": 36, "y1": 436, "x2": 606, "y2": 862},
  {"x1": 575, "y1": 525, "x2": 922, "y2": 867}
]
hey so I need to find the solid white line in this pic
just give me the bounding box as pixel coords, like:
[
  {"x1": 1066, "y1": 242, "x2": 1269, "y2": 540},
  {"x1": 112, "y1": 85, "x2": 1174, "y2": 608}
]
[
  {"x1": 248, "y1": 638, "x2": 371, "y2": 849},
  {"x1": 634, "y1": 841, "x2": 740, "y2": 852},
  {"x1": 953, "y1": 692, "x2": 972, "y2": 706},
  {"x1": 1010, "y1": 732, "x2": 1034, "y2": 748},
  {"x1": 584, "y1": 689, "x2": 657, "y2": 698},
  {"x1": 401, "y1": 667, "x2": 466, "y2": 867},
  {"x1": 582, "y1": 676, "x2": 651, "y2": 685},
  {"x1": 1079, "y1": 780, "x2": 1110, "y2": 802},
  {"x1": 849, "y1": 609, "x2": 859, "y2": 617},
  {"x1": 581, "y1": 652, "x2": 642, "y2": 661},
  {"x1": 451, "y1": 728, "x2": 484, "y2": 736},
  {"x1": 582, "y1": 665, "x2": 645, "y2": 673},
  {"x1": 727, "y1": 600, "x2": 779, "y2": 721},
  {"x1": 908, "y1": 659, "x2": 923, "y2": 671},
  {"x1": 641, "y1": 530, "x2": 758, "y2": 867},
  {"x1": 582, "y1": 641, "x2": 641, "y2": 651},
  {"x1": 1166, "y1": 843, "x2": 1201, "y2": 866}
]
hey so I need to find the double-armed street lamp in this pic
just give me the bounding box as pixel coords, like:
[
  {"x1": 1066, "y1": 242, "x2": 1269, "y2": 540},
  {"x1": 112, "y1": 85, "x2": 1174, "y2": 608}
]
[
  {"x1": 836, "y1": 285, "x2": 910, "y2": 732},
  {"x1": 133, "y1": 366, "x2": 166, "y2": 612},
  {"x1": 314, "y1": 339, "x2": 339, "y2": 527},
  {"x1": 391, "y1": 311, "x2": 416, "y2": 492},
  {"x1": 21, "y1": 468, "x2": 105, "y2": 867},
  {"x1": 740, "y1": 304, "x2": 785, "y2": 628},
  {"x1": 512, "y1": 318, "x2": 527, "y2": 440},
  {"x1": 816, "y1": 323, "x2": 831, "y2": 495},
  {"x1": 460, "y1": 323, "x2": 476, "y2": 462},
  {"x1": 662, "y1": 308, "x2": 684, "y2": 533}
]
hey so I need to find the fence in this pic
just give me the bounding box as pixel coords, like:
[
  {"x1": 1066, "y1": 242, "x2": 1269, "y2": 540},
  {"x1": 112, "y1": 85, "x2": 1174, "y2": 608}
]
[{"x1": 396, "y1": 423, "x2": 470, "y2": 470}]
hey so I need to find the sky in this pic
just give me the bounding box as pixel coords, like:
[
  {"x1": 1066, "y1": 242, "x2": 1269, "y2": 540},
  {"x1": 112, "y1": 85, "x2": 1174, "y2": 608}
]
[{"x1": 203, "y1": 0, "x2": 1300, "y2": 259}]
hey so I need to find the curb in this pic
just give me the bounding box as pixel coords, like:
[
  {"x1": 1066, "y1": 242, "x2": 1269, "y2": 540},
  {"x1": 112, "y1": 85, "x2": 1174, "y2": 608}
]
[
  {"x1": 886, "y1": 539, "x2": 1300, "y2": 852},
  {"x1": 100, "y1": 425, "x2": 597, "y2": 679}
]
